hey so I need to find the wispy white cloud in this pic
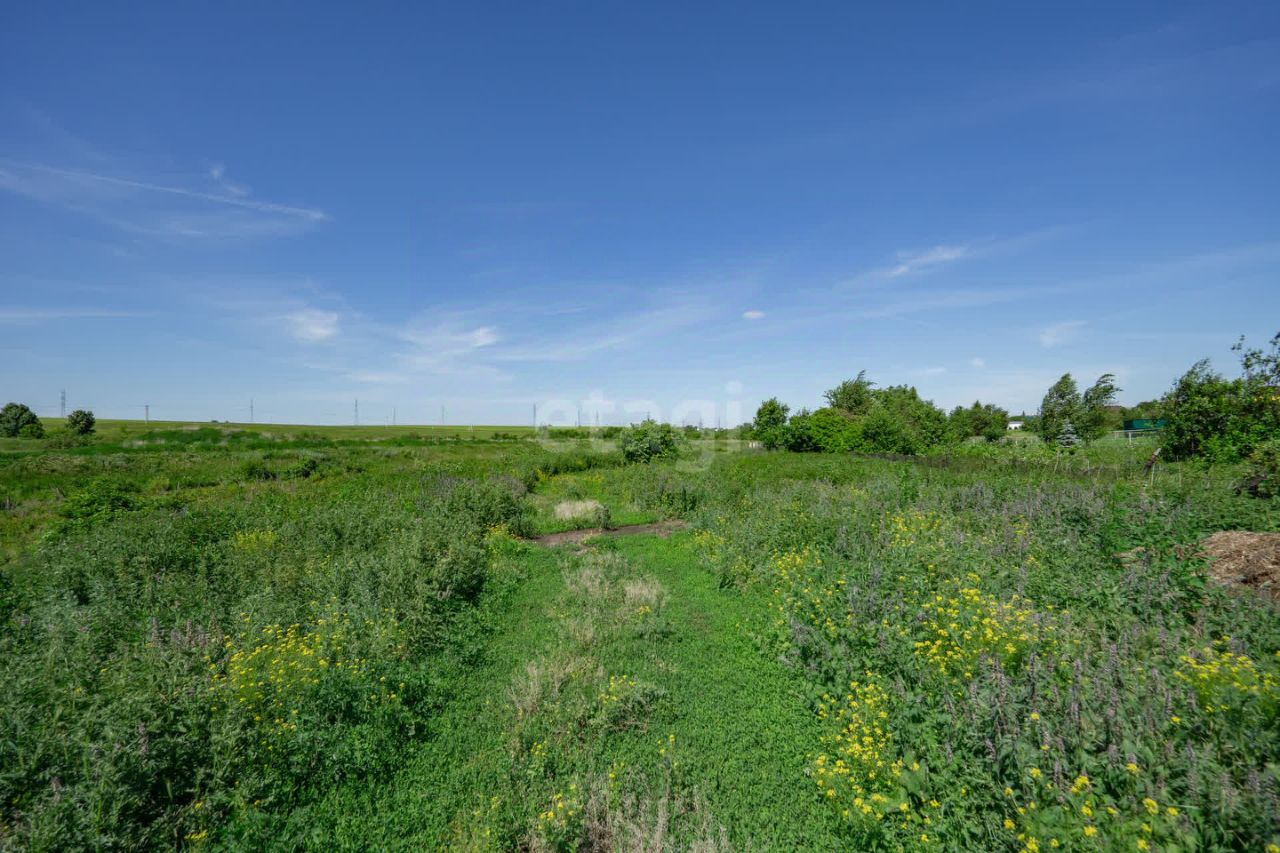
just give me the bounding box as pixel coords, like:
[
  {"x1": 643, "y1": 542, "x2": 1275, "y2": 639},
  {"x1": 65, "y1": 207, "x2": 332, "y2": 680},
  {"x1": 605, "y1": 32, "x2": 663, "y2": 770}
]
[
  {"x1": 969, "y1": 357, "x2": 986, "y2": 368},
  {"x1": 1039, "y1": 320, "x2": 1087, "y2": 348},
  {"x1": 840, "y1": 227, "x2": 1076, "y2": 290},
  {"x1": 283, "y1": 308, "x2": 340, "y2": 342},
  {"x1": 742, "y1": 309, "x2": 766, "y2": 320},
  {"x1": 207, "y1": 162, "x2": 250, "y2": 198},
  {"x1": 844, "y1": 243, "x2": 973, "y2": 286},
  {"x1": 399, "y1": 322, "x2": 499, "y2": 365},
  {"x1": 886, "y1": 244, "x2": 973, "y2": 278},
  {"x1": 0, "y1": 158, "x2": 327, "y2": 240}
]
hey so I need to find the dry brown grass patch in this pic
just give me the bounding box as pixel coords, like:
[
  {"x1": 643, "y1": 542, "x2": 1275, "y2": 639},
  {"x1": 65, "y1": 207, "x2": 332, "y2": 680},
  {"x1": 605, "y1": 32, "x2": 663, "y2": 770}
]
[
  {"x1": 555, "y1": 499, "x2": 605, "y2": 521},
  {"x1": 1201, "y1": 530, "x2": 1280, "y2": 602}
]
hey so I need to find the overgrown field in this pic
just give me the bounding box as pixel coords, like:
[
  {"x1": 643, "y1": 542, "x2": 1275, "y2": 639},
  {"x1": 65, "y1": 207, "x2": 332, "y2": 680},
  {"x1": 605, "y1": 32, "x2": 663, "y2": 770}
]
[{"x1": 1, "y1": 429, "x2": 1278, "y2": 850}]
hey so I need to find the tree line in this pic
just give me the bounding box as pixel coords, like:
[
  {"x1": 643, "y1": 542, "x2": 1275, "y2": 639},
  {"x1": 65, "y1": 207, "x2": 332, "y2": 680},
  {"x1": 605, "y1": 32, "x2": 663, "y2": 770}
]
[{"x1": 750, "y1": 331, "x2": 1280, "y2": 464}]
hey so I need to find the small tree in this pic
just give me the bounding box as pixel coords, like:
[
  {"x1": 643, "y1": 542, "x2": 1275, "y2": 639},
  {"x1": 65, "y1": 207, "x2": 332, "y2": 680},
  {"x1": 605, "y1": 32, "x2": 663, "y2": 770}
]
[
  {"x1": 752, "y1": 398, "x2": 790, "y2": 449},
  {"x1": 0, "y1": 403, "x2": 42, "y2": 438},
  {"x1": 824, "y1": 372, "x2": 875, "y2": 416},
  {"x1": 949, "y1": 401, "x2": 1009, "y2": 442},
  {"x1": 1078, "y1": 374, "x2": 1120, "y2": 441},
  {"x1": 1161, "y1": 333, "x2": 1280, "y2": 461},
  {"x1": 66, "y1": 409, "x2": 96, "y2": 436},
  {"x1": 1057, "y1": 418, "x2": 1081, "y2": 449},
  {"x1": 1161, "y1": 360, "x2": 1240, "y2": 460},
  {"x1": 1037, "y1": 374, "x2": 1079, "y2": 444},
  {"x1": 620, "y1": 419, "x2": 681, "y2": 463}
]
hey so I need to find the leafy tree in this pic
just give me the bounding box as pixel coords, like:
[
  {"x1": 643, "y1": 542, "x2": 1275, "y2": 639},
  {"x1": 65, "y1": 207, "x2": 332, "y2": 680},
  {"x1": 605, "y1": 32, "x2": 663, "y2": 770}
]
[
  {"x1": 824, "y1": 371, "x2": 875, "y2": 416},
  {"x1": 1077, "y1": 373, "x2": 1120, "y2": 441},
  {"x1": 1161, "y1": 334, "x2": 1280, "y2": 461},
  {"x1": 1161, "y1": 360, "x2": 1240, "y2": 460},
  {"x1": 752, "y1": 398, "x2": 790, "y2": 449},
  {"x1": 784, "y1": 407, "x2": 861, "y2": 453},
  {"x1": 0, "y1": 403, "x2": 42, "y2": 438},
  {"x1": 1236, "y1": 331, "x2": 1280, "y2": 385},
  {"x1": 860, "y1": 406, "x2": 921, "y2": 454},
  {"x1": 868, "y1": 385, "x2": 949, "y2": 451},
  {"x1": 781, "y1": 409, "x2": 819, "y2": 452},
  {"x1": 66, "y1": 409, "x2": 96, "y2": 436},
  {"x1": 948, "y1": 401, "x2": 1009, "y2": 442},
  {"x1": 1036, "y1": 375, "x2": 1079, "y2": 444},
  {"x1": 620, "y1": 419, "x2": 682, "y2": 463}
]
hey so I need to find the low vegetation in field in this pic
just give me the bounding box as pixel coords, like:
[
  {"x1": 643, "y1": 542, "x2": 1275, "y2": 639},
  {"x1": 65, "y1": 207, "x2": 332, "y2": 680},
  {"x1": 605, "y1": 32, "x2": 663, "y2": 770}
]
[
  {"x1": 688, "y1": 453, "x2": 1280, "y2": 851},
  {"x1": 2, "y1": 339, "x2": 1279, "y2": 850}
]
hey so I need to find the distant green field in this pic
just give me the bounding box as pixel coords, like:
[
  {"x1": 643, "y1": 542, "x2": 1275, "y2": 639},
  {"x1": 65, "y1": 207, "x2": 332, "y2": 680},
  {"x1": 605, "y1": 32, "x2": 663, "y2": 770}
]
[{"x1": 91, "y1": 418, "x2": 539, "y2": 441}]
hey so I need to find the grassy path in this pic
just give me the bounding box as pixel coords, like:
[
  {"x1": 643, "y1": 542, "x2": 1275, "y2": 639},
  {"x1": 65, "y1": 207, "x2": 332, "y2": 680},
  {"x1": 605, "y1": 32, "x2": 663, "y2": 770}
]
[{"x1": 298, "y1": 533, "x2": 841, "y2": 850}]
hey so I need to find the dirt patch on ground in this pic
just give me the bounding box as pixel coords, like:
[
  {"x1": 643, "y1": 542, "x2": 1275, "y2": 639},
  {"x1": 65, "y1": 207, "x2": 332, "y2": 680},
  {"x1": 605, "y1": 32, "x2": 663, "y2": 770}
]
[
  {"x1": 554, "y1": 500, "x2": 604, "y2": 521},
  {"x1": 532, "y1": 520, "x2": 687, "y2": 547},
  {"x1": 1201, "y1": 531, "x2": 1280, "y2": 603}
]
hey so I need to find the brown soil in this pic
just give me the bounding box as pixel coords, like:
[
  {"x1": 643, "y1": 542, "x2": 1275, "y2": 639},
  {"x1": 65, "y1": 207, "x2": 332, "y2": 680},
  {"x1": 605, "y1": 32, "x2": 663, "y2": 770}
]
[
  {"x1": 531, "y1": 520, "x2": 687, "y2": 547},
  {"x1": 1201, "y1": 531, "x2": 1280, "y2": 603}
]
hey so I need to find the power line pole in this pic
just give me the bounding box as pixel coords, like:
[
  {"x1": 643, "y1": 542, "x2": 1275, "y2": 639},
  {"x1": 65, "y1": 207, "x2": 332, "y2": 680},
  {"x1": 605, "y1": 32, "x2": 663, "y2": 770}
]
[
  {"x1": 392, "y1": 407, "x2": 397, "y2": 426},
  {"x1": 441, "y1": 405, "x2": 446, "y2": 426},
  {"x1": 354, "y1": 399, "x2": 359, "y2": 426},
  {"x1": 144, "y1": 404, "x2": 150, "y2": 424},
  {"x1": 532, "y1": 403, "x2": 537, "y2": 428},
  {"x1": 60, "y1": 390, "x2": 66, "y2": 418}
]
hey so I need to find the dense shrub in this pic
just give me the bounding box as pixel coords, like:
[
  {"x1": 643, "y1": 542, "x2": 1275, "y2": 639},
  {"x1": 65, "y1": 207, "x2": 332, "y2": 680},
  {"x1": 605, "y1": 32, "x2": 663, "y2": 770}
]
[
  {"x1": 1238, "y1": 438, "x2": 1280, "y2": 498},
  {"x1": 0, "y1": 402, "x2": 41, "y2": 438},
  {"x1": 783, "y1": 407, "x2": 859, "y2": 453},
  {"x1": 767, "y1": 377, "x2": 951, "y2": 455},
  {"x1": 824, "y1": 371, "x2": 874, "y2": 415},
  {"x1": 1162, "y1": 334, "x2": 1280, "y2": 461},
  {"x1": 238, "y1": 458, "x2": 276, "y2": 481},
  {"x1": 948, "y1": 401, "x2": 1009, "y2": 442},
  {"x1": 620, "y1": 420, "x2": 681, "y2": 463},
  {"x1": 751, "y1": 397, "x2": 790, "y2": 449},
  {"x1": 867, "y1": 385, "x2": 949, "y2": 450},
  {"x1": 66, "y1": 409, "x2": 96, "y2": 435}
]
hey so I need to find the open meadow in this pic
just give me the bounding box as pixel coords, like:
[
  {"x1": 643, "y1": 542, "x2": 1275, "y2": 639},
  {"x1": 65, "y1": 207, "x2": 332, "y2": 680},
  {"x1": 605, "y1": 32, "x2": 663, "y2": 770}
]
[{"x1": 1, "y1": 423, "x2": 1277, "y2": 851}]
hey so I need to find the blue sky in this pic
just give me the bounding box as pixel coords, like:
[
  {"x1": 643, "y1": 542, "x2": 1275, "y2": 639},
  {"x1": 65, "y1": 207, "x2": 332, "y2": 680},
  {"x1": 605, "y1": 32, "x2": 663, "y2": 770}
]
[{"x1": 2, "y1": 2, "x2": 1278, "y2": 426}]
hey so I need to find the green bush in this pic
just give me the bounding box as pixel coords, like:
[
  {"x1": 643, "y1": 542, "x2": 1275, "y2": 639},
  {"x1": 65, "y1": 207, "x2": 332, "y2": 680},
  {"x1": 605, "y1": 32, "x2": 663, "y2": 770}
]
[
  {"x1": 752, "y1": 397, "x2": 790, "y2": 449},
  {"x1": 620, "y1": 420, "x2": 681, "y2": 463},
  {"x1": 238, "y1": 458, "x2": 276, "y2": 481},
  {"x1": 948, "y1": 401, "x2": 1009, "y2": 442},
  {"x1": 1238, "y1": 439, "x2": 1280, "y2": 498},
  {"x1": 1162, "y1": 335, "x2": 1280, "y2": 462},
  {"x1": 0, "y1": 402, "x2": 41, "y2": 438},
  {"x1": 784, "y1": 407, "x2": 860, "y2": 453},
  {"x1": 66, "y1": 409, "x2": 96, "y2": 436},
  {"x1": 17, "y1": 421, "x2": 44, "y2": 439}
]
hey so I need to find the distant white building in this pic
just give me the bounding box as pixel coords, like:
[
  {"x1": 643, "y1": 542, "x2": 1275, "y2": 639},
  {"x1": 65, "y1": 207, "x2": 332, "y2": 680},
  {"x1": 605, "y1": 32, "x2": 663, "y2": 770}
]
[{"x1": 1007, "y1": 421, "x2": 1024, "y2": 430}]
